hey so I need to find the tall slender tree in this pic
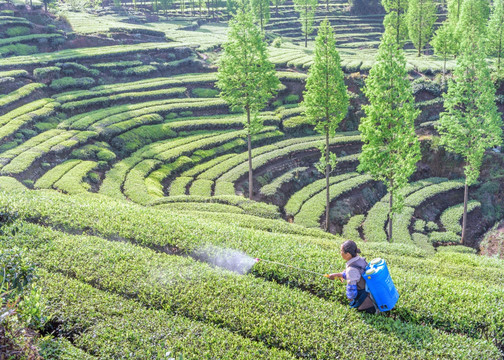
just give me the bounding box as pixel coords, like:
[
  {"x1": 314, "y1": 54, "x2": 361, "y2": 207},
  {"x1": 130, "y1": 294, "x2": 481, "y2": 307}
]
[
  {"x1": 488, "y1": 0, "x2": 504, "y2": 72},
  {"x1": 432, "y1": 20, "x2": 458, "y2": 84},
  {"x1": 250, "y1": 0, "x2": 270, "y2": 32},
  {"x1": 294, "y1": 0, "x2": 318, "y2": 47},
  {"x1": 217, "y1": 11, "x2": 279, "y2": 200},
  {"x1": 447, "y1": 0, "x2": 462, "y2": 24},
  {"x1": 273, "y1": 0, "x2": 286, "y2": 15},
  {"x1": 437, "y1": 39, "x2": 503, "y2": 245},
  {"x1": 302, "y1": 19, "x2": 349, "y2": 231},
  {"x1": 382, "y1": 0, "x2": 409, "y2": 44},
  {"x1": 407, "y1": 0, "x2": 437, "y2": 56},
  {"x1": 358, "y1": 32, "x2": 420, "y2": 241},
  {"x1": 455, "y1": 0, "x2": 490, "y2": 46}
]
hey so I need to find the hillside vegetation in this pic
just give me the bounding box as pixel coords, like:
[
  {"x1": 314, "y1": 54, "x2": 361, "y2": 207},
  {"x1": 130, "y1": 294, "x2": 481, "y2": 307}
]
[{"x1": 0, "y1": 0, "x2": 503, "y2": 358}]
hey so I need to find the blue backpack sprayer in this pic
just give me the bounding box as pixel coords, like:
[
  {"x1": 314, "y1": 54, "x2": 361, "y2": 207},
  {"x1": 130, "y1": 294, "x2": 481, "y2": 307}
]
[{"x1": 254, "y1": 257, "x2": 399, "y2": 312}]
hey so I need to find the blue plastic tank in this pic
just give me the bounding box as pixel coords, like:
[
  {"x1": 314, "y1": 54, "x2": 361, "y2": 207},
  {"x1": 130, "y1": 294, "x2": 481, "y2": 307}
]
[{"x1": 363, "y1": 258, "x2": 399, "y2": 312}]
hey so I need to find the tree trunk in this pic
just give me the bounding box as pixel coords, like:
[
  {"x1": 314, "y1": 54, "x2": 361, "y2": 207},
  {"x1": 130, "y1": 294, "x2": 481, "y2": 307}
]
[
  {"x1": 247, "y1": 106, "x2": 253, "y2": 200},
  {"x1": 461, "y1": 181, "x2": 469, "y2": 245},
  {"x1": 498, "y1": 35, "x2": 502, "y2": 71},
  {"x1": 396, "y1": 0, "x2": 400, "y2": 44},
  {"x1": 443, "y1": 55, "x2": 446, "y2": 85},
  {"x1": 325, "y1": 131, "x2": 330, "y2": 232},
  {"x1": 44, "y1": 1, "x2": 47, "y2": 11},
  {"x1": 305, "y1": 7, "x2": 308, "y2": 47},
  {"x1": 418, "y1": 32, "x2": 421, "y2": 56},
  {"x1": 388, "y1": 179, "x2": 393, "y2": 241},
  {"x1": 326, "y1": 0, "x2": 328, "y2": 11}
]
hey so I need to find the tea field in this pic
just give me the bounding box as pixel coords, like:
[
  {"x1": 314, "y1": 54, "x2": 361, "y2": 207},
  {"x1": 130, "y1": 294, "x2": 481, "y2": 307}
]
[{"x1": 0, "y1": 1, "x2": 503, "y2": 359}]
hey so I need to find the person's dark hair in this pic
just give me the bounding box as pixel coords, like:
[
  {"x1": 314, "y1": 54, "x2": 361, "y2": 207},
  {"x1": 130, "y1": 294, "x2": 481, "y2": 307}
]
[{"x1": 342, "y1": 240, "x2": 361, "y2": 257}]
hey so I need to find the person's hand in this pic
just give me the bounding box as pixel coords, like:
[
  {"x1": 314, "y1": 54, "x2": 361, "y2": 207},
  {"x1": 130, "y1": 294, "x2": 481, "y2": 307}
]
[{"x1": 328, "y1": 273, "x2": 343, "y2": 281}]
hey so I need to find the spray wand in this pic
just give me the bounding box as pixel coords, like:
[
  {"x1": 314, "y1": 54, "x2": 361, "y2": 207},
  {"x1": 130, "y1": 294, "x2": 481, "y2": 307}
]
[{"x1": 254, "y1": 258, "x2": 331, "y2": 278}]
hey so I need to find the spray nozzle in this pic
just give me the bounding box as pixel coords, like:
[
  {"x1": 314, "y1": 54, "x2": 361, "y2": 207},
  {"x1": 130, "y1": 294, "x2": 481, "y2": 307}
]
[
  {"x1": 323, "y1": 274, "x2": 330, "y2": 278},
  {"x1": 255, "y1": 258, "x2": 261, "y2": 262}
]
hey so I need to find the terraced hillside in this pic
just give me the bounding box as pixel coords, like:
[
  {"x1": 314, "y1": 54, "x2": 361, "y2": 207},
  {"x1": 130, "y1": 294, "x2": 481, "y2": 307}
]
[{"x1": 1, "y1": 3, "x2": 504, "y2": 359}]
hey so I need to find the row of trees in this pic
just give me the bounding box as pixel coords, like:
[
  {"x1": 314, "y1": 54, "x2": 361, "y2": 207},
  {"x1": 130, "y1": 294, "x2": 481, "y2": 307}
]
[
  {"x1": 363, "y1": 0, "x2": 502, "y2": 243},
  {"x1": 217, "y1": 0, "x2": 503, "y2": 242}
]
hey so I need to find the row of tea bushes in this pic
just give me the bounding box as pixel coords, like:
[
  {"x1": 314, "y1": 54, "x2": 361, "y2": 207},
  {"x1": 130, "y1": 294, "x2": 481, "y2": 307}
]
[
  {"x1": 34, "y1": 270, "x2": 295, "y2": 359},
  {"x1": 1, "y1": 188, "x2": 503, "y2": 348},
  {"x1": 7, "y1": 222, "x2": 499, "y2": 359}
]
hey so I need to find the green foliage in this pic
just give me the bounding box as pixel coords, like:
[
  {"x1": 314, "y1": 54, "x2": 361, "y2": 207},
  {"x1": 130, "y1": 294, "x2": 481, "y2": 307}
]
[
  {"x1": 191, "y1": 87, "x2": 219, "y2": 97},
  {"x1": 217, "y1": 10, "x2": 279, "y2": 124},
  {"x1": 33, "y1": 66, "x2": 61, "y2": 80},
  {"x1": 50, "y1": 77, "x2": 95, "y2": 91},
  {"x1": 295, "y1": 174, "x2": 373, "y2": 228},
  {"x1": 35, "y1": 270, "x2": 288, "y2": 359},
  {"x1": 217, "y1": 10, "x2": 279, "y2": 197},
  {"x1": 0, "y1": 34, "x2": 63, "y2": 47},
  {"x1": 259, "y1": 166, "x2": 308, "y2": 197},
  {"x1": 429, "y1": 231, "x2": 460, "y2": 243},
  {"x1": 414, "y1": 219, "x2": 426, "y2": 232},
  {"x1": 358, "y1": 32, "x2": 420, "y2": 220},
  {"x1": 303, "y1": 19, "x2": 348, "y2": 196},
  {"x1": 488, "y1": 0, "x2": 504, "y2": 71},
  {"x1": 293, "y1": 0, "x2": 317, "y2": 47},
  {"x1": 284, "y1": 94, "x2": 299, "y2": 104},
  {"x1": 440, "y1": 200, "x2": 480, "y2": 234},
  {"x1": 406, "y1": 0, "x2": 437, "y2": 56},
  {"x1": 272, "y1": 37, "x2": 283, "y2": 48},
  {"x1": 0, "y1": 43, "x2": 180, "y2": 67},
  {"x1": 437, "y1": 41, "x2": 503, "y2": 186},
  {"x1": 285, "y1": 172, "x2": 358, "y2": 216},
  {"x1": 382, "y1": 0, "x2": 409, "y2": 43},
  {"x1": 342, "y1": 214, "x2": 365, "y2": 241},
  {"x1": 426, "y1": 221, "x2": 439, "y2": 231},
  {"x1": 0, "y1": 129, "x2": 96, "y2": 175},
  {"x1": 121, "y1": 65, "x2": 158, "y2": 76},
  {"x1": 0, "y1": 99, "x2": 59, "y2": 142},
  {"x1": 455, "y1": 0, "x2": 489, "y2": 48},
  {"x1": 0, "y1": 83, "x2": 45, "y2": 108},
  {"x1": 0, "y1": 43, "x2": 37, "y2": 57},
  {"x1": 250, "y1": 0, "x2": 270, "y2": 31},
  {"x1": 2, "y1": 190, "x2": 504, "y2": 358},
  {"x1": 431, "y1": 20, "x2": 458, "y2": 77},
  {"x1": 5, "y1": 26, "x2": 30, "y2": 37}
]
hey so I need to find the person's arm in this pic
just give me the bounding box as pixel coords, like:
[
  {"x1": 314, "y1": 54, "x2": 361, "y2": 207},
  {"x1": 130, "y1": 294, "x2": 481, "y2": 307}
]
[
  {"x1": 327, "y1": 272, "x2": 345, "y2": 281},
  {"x1": 345, "y1": 268, "x2": 360, "y2": 300}
]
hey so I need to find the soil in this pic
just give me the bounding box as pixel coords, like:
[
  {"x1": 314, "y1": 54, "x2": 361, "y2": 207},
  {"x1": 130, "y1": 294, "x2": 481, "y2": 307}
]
[
  {"x1": 480, "y1": 220, "x2": 504, "y2": 259},
  {"x1": 0, "y1": 325, "x2": 41, "y2": 360},
  {"x1": 325, "y1": 180, "x2": 387, "y2": 234}
]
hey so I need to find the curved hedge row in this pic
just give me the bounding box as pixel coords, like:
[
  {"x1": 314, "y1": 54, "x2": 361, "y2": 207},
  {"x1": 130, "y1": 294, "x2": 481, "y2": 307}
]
[
  {"x1": 0, "y1": 129, "x2": 96, "y2": 174},
  {"x1": 342, "y1": 214, "x2": 365, "y2": 241},
  {"x1": 259, "y1": 166, "x2": 308, "y2": 197},
  {"x1": 440, "y1": 200, "x2": 481, "y2": 234},
  {"x1": 294, "y1": 174, "x2": 373, "y2": 228},
  {"x1": 59, "y1": 87, "x2": 187, "y2": 112},
  {"x1": 0, "y1": 42, "x2": 183, "y2": 68},
  {"x1": 0, "y1": 98, "x2": 59, "y2": 141},
  {"x1": 52, "y1": 160, "x2": 97, "y2": 194},
  {"x1": 217, "y1": 135, "x2": 360, "y2": 183},
  {"x1": 34, "y1": 159, "x2": 82, "y2": 189},
  {"x1": 285, "y1": 172, "x2": 358, "y2": 217},
  {"x1": 0, "y1": 82, "x2": 45, "y2": 107}
]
